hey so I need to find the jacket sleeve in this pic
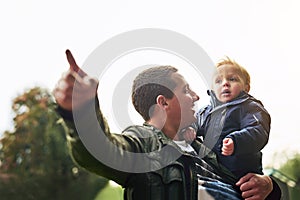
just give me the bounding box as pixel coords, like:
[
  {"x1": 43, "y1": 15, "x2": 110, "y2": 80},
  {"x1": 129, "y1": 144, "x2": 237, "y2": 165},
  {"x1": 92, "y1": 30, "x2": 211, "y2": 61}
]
[
  {"x1": 226, "y1": 101, "x2": 271, "y2": 155},
  {"x1": 56, "y1": 96, "x2": 143, "y2": 186},
  {"x1": 266, "y1": 177, "x2": 282, "y2": 200}
]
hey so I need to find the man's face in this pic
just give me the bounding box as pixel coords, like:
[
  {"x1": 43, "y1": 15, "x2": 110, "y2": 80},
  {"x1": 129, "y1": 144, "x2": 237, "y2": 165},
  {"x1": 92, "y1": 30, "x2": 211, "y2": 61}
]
[
  {"x1": 213, "y1": 64, "x2": 247, "y2": 103},
  {"x1": 166, "y1": 72, "x2": 199, "y2": 129}
]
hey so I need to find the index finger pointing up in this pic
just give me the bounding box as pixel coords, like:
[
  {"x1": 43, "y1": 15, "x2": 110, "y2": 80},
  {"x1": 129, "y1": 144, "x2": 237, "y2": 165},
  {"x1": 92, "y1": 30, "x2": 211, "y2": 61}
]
[
  {"x1": 65, "y1": 49, "x2": 87, "y2": 77},
  {"x1": 66, "y1": 49, "x2": 79, "y2": 72}
]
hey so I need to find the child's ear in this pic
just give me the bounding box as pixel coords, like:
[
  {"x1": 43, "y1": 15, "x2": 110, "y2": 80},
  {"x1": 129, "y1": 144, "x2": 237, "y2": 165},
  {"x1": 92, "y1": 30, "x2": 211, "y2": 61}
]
[{"x1": 245, "y1": 84, "x2": 250, "y2": 93}]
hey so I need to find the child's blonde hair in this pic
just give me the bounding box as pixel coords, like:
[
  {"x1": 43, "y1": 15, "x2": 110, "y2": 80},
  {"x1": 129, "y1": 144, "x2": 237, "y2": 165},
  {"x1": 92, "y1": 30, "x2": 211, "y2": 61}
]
[{"x1": 216, "y1": 56, "x2": 251, "y2": 92}]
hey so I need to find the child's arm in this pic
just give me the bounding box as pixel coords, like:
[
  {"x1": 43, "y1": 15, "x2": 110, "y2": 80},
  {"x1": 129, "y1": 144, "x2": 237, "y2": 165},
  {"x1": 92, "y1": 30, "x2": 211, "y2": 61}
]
[{"x1": 226, "y1": 101, "x2": 271, "y2": 155}]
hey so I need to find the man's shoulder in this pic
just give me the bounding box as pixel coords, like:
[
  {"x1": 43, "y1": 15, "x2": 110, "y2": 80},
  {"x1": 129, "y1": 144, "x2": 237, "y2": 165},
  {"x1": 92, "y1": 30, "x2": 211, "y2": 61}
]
[{"x1": 122, "y1": 124, "x2": 157, "y2": 138}]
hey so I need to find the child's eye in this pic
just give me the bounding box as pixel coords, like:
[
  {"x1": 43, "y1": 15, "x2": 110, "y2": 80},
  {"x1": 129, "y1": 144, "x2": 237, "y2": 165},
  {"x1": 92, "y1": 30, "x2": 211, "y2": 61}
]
[
  {"x1": 229, "y1": 77, "x2": 238, "y2": 82},
  {"x1": 215, "y1": 79, "x2": 222, "y2": 84}
]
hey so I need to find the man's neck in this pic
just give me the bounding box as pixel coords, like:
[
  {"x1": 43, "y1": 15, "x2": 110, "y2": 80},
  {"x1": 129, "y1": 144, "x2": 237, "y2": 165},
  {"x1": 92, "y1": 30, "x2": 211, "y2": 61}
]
[
  {"x1": 162, "y1": 126, "x2": 178, "y2": 139},
  {"x1": 146, "y1": 119, "x2": 178, "y2": 139}
]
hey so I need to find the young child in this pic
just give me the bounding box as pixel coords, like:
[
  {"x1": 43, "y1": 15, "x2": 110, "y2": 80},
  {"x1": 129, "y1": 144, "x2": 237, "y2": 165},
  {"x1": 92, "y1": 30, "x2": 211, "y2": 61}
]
[{"x1": 184, "y1": 57, "x2": 271, "y2": 179}]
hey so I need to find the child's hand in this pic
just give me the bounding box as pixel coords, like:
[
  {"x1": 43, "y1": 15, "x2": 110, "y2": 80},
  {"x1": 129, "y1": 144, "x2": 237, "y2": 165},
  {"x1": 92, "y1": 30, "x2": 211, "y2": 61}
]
[
  {"x1": 222, "y1": 138, "x2": 234, "y2": 156},
  {"x1": 182, "y1": 127, "x2": 196, "y2": 143}
]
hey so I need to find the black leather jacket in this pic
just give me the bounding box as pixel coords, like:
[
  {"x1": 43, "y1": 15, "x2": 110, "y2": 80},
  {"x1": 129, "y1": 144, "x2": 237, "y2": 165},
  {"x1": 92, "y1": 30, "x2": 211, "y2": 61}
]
[{"x1": 57, "y1": 98, "x2": 280, "y2": 200}]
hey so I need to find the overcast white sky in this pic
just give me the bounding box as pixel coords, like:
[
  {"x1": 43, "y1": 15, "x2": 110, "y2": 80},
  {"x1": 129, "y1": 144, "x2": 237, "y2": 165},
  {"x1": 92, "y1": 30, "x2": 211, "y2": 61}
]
[{"x1": 1, "y1": 0, "x2": 300, "y2": 167}]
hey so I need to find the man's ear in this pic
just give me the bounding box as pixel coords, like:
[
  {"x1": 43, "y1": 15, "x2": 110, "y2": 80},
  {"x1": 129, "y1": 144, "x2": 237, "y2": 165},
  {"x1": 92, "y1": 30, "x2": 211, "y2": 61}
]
[{"x1": 156, "y1": 95, "x2": 168, "y2": 108}]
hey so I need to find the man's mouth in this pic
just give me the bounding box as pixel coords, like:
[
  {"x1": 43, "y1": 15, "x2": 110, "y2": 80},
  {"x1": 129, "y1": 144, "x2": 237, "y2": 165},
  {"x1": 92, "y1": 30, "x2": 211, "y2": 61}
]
[{"x1": 191, "y1": 104, "x2": 197, "y2": 112}]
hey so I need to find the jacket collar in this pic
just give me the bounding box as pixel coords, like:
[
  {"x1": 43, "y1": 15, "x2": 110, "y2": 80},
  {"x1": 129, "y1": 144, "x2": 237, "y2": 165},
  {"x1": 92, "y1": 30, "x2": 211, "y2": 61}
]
[
  {"x1": 208, "y1": 90, "x2": 251, "y2": 109},
  {"x1": 143, "y1": 123, "x2": 190, "y2": 153}
]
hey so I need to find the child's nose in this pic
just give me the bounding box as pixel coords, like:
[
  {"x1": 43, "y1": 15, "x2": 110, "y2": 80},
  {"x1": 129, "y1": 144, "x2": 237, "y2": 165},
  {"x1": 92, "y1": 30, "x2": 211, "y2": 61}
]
[{"x1": 222, "y1": 79, "x2": 230, "y2": 87}]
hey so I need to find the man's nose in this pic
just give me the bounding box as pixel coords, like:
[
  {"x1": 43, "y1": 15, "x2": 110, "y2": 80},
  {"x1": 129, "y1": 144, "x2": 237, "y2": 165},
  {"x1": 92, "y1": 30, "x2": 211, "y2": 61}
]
[{"x1": 193, "y1": 93, "x2": 200, "y2": 102}]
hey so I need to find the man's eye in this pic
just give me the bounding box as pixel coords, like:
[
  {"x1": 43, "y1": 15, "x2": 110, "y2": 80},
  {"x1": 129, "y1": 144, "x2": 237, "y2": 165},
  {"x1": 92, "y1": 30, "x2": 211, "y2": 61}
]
[{"x1": 184, "y1": 87, "x2": 192, "y2": 94}]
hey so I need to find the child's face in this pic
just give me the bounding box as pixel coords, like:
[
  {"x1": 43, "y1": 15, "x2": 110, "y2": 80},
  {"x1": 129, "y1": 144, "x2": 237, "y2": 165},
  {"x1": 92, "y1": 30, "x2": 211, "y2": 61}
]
[{"x1": 212, "y1": 64, "x2": 248, "y2": 103}]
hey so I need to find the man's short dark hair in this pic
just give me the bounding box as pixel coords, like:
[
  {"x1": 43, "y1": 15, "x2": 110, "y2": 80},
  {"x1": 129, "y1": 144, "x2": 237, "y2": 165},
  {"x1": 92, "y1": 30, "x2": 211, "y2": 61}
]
[{"x1": 132, "y1": 66, "x2": 178, "y2": 121}]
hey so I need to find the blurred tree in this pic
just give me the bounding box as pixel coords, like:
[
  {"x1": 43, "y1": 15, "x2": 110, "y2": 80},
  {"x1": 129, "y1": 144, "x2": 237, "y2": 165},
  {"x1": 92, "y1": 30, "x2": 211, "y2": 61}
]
[
  {"x1": 94, "y1": 180, "x2": 123, "y2": 200},
  {"x1": 279, "y1": 153, "x2": 300, "y2": 200},
  {"x1": 0, "y1": 87, "x2": 107, "y2": 200},
  {"x1": 280, "y1": 153, "x2": 300, "y2": 182}
]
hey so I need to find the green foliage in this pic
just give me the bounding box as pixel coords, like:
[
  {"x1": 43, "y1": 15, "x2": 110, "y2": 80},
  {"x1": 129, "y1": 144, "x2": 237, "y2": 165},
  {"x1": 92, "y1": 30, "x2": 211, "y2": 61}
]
[
  {"x1": 280, "y1": 153, "x2": 300, "y2": 182},
  {"x1": 0, "y1": 87, "x2": 107, "y2": 199},
  {"x1": 279, "y1": 153, "x2": 300, "y2": 200},
  {"x1": 94, "y1": 181, "x2": 123, "y2": 200}
]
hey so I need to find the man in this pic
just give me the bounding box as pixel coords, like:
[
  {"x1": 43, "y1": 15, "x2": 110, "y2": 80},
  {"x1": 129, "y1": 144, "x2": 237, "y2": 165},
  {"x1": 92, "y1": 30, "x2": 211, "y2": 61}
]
[{"x1": 53, "y1": 50, "x2": 280, "y2": 199}]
